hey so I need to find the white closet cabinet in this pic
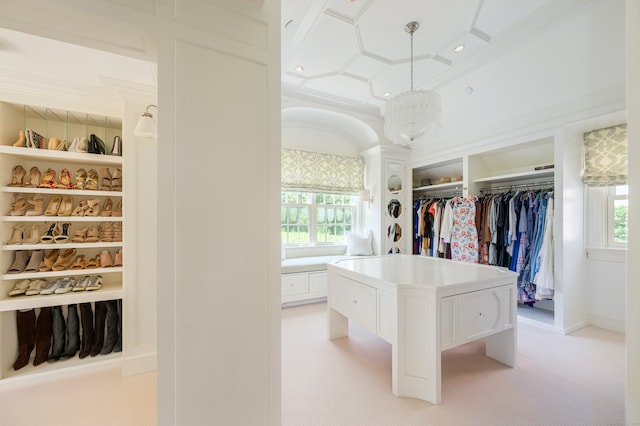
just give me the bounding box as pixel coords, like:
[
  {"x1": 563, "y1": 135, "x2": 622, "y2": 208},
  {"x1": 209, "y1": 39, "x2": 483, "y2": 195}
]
[
  {"x1": 0, "y1": 102, "x2": 125, "y2": 382},
  {"x1": 409, "y1": 136, "x2": 586, "y2": 334}
]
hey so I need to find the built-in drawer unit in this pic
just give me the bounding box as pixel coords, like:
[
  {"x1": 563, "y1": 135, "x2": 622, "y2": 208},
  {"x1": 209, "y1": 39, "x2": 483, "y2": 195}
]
[
  {"x1": 329, "y1": 274, "x2": 377, "y2": 333},
  {"x1": 281, "y1": 273, "x2": 308, "y2": 297}
]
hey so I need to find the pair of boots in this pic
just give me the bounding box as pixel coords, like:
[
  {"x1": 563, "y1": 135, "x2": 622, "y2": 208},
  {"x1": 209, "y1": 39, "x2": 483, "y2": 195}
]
[
  {"x1": 78, "y1": 300, "x2": 121, "y2": 359},
  {"x1": 13, "y1": 305, "x2": 80, "y2": 370}
]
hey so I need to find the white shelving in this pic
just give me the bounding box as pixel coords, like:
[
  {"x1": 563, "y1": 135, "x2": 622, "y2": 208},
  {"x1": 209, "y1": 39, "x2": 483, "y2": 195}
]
[
  {"x1": 473, "y1": 168, "x2": 554, "y2": 184},
  {"x1": 0, "y1": 101, "x2": 125, "y2": 381}
]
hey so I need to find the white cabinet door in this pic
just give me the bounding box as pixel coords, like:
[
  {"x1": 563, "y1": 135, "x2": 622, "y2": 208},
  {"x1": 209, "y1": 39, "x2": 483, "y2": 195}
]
[
  {"x1": 281, "y1": 273, "x2": 308, "y2": 297},
  {"x1": 308, "y1": 271, "x2": 327, "y2": 295}
]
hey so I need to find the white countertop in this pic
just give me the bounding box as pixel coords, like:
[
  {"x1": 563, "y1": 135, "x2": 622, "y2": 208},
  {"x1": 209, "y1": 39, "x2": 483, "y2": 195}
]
[{"x1": 328, "y1": 255, "x2": 517, "y2": 290}]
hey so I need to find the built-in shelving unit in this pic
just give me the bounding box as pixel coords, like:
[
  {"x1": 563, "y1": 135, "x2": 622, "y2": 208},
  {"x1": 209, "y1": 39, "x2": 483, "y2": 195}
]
[{"x1": 0, "y1": 101, "x2": 125, "y2": 382}]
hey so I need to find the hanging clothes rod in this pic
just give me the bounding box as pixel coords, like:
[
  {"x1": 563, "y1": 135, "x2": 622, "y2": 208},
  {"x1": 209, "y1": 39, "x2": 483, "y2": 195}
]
[{"x1": 479, "y1": 180, "x2": 554, "y2": 194}]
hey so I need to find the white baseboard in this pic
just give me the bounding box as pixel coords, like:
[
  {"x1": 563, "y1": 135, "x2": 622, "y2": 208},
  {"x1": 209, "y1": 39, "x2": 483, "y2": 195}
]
[
  {"x1": 121, "y1": 352, "x2": 157, "y2": 377},
  {"x1": 587, "y1": 314, "x2": 626, "y2": 334}
]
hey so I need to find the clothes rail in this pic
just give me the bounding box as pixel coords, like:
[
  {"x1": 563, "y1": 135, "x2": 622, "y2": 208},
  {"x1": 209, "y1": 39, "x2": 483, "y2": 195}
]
[{"x1": 479, "y1": 180, "x2": 554, "y2": 194}]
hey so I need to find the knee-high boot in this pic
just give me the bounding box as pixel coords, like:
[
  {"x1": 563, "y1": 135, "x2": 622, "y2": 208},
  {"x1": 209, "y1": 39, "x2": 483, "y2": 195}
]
[
  {"x1": 59, "y1": 304, "x2": 80, "y2": 360},
  {"x1": 13, "y1": 309, "x2": 36, "y2": 370},
  {"x1": 33, "y1": 307, "x2": 53, "y2": 366},
  {"x1": 100, "y1": 300, "x2": 119, "y2": 355},
  {"x1": 90, "y1": 301, "x2": 107, "y2": 357},
  {"x1": 48, "y1": 305, "x2": 66, "y2": 361},
  {"x1": 78, "y1": 302, "x2": 94, "y2": 359},
  {"x1": 113, "y1": 299, "x2": 122, "y2": 353}
]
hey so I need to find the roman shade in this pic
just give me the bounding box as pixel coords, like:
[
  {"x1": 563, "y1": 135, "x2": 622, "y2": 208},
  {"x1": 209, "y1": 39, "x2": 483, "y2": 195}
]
[
  {"x1": 281, "y1": 148, "x2": 364, "y2": 194},
  {"x1": 582, "y1": 124, "x2": 627, "y2": 186}
]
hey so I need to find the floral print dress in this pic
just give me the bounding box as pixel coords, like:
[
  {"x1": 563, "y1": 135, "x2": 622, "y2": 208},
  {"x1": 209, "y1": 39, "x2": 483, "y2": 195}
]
[{"x1": 450, "y1": 197, "x2": 479, "y2": 263}]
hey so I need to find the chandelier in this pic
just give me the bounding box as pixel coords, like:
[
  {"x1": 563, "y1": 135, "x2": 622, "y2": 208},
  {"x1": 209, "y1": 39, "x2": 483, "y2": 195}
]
[{"x1": 384, "y1": 21, "x2": 442, "y2": 145}]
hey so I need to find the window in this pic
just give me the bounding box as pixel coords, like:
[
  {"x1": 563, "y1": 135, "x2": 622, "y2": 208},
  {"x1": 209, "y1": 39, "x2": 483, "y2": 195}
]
[
  {"x1": 281, "y1": 191, "x2": 356, "y2": 245},
  {"x1": 607, "y1": 185, "x2": 628, "y2": 247}
]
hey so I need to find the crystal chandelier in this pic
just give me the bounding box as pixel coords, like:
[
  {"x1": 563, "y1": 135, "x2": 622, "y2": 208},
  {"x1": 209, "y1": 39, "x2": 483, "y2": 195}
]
[{"x1": 384, "y1": 21, "x2": 442, "y2": 145}]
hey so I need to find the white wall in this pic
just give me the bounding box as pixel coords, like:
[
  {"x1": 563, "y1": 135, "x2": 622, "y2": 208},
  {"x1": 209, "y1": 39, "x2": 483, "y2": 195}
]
[{"x1": 282, "y1": 126, "x2": 360, "y2": 156}]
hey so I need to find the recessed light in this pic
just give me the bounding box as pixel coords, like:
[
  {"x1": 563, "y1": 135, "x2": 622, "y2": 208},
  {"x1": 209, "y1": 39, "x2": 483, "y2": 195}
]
[
  {"x1": 383, "y1": 92, "x2": 391, "y2": 97},
  {"x1": 454, "y1": 44, "x2": 465, "y2": 53},
  {"x1": 295, "y1": 65, "x2": 304, "y2": 72}
]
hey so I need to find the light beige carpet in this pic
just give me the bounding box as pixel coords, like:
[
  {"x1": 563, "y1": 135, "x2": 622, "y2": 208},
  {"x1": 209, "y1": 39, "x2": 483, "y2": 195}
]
[{"x1": 282, "y1": 302, "x2": 625, "y2": 426}]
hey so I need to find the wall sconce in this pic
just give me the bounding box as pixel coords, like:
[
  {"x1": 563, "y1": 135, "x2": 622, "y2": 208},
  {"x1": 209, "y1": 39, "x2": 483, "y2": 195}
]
[
  {"x1": 359, "y1": 189, "x2": 373, "y2": 204},
  {"x1": 133, "y1": 104, "x2": 157, "y2": 138}
]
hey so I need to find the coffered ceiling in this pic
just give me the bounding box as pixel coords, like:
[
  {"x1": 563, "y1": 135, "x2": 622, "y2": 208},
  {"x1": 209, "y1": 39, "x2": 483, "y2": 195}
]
[{"x1": 282, "y1": 0, "x2": 590, "y2": 117}]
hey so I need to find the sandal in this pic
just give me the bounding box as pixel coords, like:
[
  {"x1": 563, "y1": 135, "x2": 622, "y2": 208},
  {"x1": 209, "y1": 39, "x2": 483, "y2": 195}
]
[
  {"x1": 72, "y1": 227, "x2": 88, "y2": 243},
  {"x1": 101, "y1": 198, "x2": 113, "y2": 217},
  {"x1": 8, "y1": 279, "x2": 31, "y2": 296},
  {"x1": 44, "y1": 196, "x2": 62, "y2": 216},
  {"x1": 23, "y1": 224, "x2": 40, "y2": 244},
  {"x1": 86, "y1": 275, "x2": 103, "y2": 291},
  {"x1": 26, "y1": 279, "x2": 49, "y2": 295},
  {"x1": 54, "y1": 223, "x2": 71, "y2": 243},
  {"x1": 85, "y1": 199, "x2": 101, "y2": 216},
  {"x1": 52, "y1": 248, "x2": 76, "y2": 271},
  {"x1": 24, "y1": 249, "x2": 44, "y2": 273},
  {"x1": 73, "y1": 275, "x2": 91, "y2": 291},
  {"x1": 113, "y1": 222, "x2": 122, "y2": 242},
  {"x1": 71, "y1": 200, "x2": 89, "y2": 216},
  {"x1": 6, "y1": 224, "x2": 25, "y2": 245},
  {"x1": 101, "y1": 222, "x2": 114, "y2": 242},
  {"x1": 8, "y1": 165, "x2": 26, "y2": 187},
  {"x1": 85, "y1": 226, "x2": 101, "y2": 243},
  {"x1": 56, "y1": 168, "x2": 73, "y2": 189},
  {"x1": 85, "y1": 169, "x2": 99, "y2": 191},
  {"x1": 111, "y1": 168, "x2": 122, "y2": 192},
  {"x1": 57, "y1": 196, "x2": 74, "y2": 217},
  {"x1": 38, "y1": 249, "x2": 60, "y2": 272},
  {"x1": 100, "y1": 249, "x2": 114, "y2": 267},
  {"x1": 39, "y1": 168, "x2": 57, "y2": 188},
  {"x1": 113, "y1": 199, "x2": 122, "y2": 217},
  {"x1": 114, "y1": 248, "x2": 123, "y2": 267},
  {"x1": 74, "y1": 168, "x2": 87, "y2": 190},
  {"x1": 25, "y1": 193, "x2": 45, "y2": 216},
  {"x1": 98, "y1": 168, "x2": 112, "y2": 191},
  {"x1": 70, "y1": 255, "x2": 86, "y2": 269},
  {"x1": 85, "y1": 254, "x2": 101, "y2": 269},
  {"x1": 40, "y1": 223, "x2": 60, "y2": 244},
  {"x1": 8, "y1": 194, "x2": 27, "y2": 216},
  {"x1": 27, "y1": 167, "x2": 41, "y2": 188}
]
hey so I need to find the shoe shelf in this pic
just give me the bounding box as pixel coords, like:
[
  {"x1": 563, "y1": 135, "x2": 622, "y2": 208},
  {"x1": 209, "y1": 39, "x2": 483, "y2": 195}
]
[
  {"x1": 0, "y1": 145, "x2": 123, "y2": 166},
  {"x1": 2, "y1": 267, "x2": 123, "y2": 282},
  {"x1": 1, "y1": 186, "x2": 122, "y2": 197},
  {"x1": 2, "y1": 242, "x2": 123, "y2": 251},
  {"x1": 0, "y1": 280, "x2": 124, "y2": 312}
]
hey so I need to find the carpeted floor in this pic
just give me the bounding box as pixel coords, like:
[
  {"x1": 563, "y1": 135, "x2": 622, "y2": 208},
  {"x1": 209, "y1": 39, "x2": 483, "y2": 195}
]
[{"x1": 282, "y1": 302, "x2": 625, "y2": 426}]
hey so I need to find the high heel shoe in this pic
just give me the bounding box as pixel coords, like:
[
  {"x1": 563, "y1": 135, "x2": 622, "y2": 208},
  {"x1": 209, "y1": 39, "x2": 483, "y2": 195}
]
[
  {"x1": 113, "y1": 199, "x2": 122, "y2": 217},
  {"x1": 9, "y1": 194, "x2": 27, "y2": 216},
  {"x1": 85, "y1": 169, "x2": 98, "y2": 191},
  {"x1": 98, "y1": 168, "x2": 112, "y2": 191},
  {"x1": 111, "y1": 168, "x2": 122, "y2": 192},
  {"x1": 25, "y1": 129, "x2": 45, "y2": 149},
  {"x1": 71, "y1": 200, "x2": 89, "y2": 216},
  {"x1": 113, "y1": 223, "x2": 122, "y2": 242},
  {"x1": 13, "y1": 130, "x2": 25, "y2": 147},
  {"x1": 100, "y1": 249, "x2": 114, "y2": 268},
  {"x1": 85, "y1": 226, "x2": 101, "y2": 243},
  {"x1": 67, "y1": 136, "x2": 79, "y2": 152},
  {"x1": 110, "y1": 136, "x2": 122, "y2": 156},
  {"x1": 39, "y1": 168, "x2": 57, "y2": 189},
  {"x1": 72, "y1": 227, "x2": 88, "y2": 243},
  {"x1": 54, "y1": 223, "x2": 71, "y2": 243},
  {"x1": 40, "y1": 223, "x2": 60, "y2": 244},
  {"x1": 114, "y1": 248, "x2": 123, "y2": 267},
  {"x1": 45, "y1": 196, "x2": 62, "y2": 216},
  {"x1": 39, "y1": 249, "x2": 60, "y2": 272},
  {"x1": 74, "y1": 168, "x2": 87, "y2": 190},
  {"x1": 101, "y1": 222, "x2": 114, "y2": 242},
  {"x1": 70, "y1": 255, "x2": 86, "y2": 270},
  {"x1": 6, "y1": 224, "x2": 25, "y2": 245},
  {"x1": 57, "y1": 196, "x2": 74, "y2": 217},
  {"x1": 8, "y1": 250, "x2": 30, "y2": 274},
  {"x1": 76, "y1": 137, "x2": 88, "y2": 153},
  {"x1": 23, "y1": 224, "x2": 40, "y2": 244},
  {"x1": 48, "y1": 137, "x2": 67, "y2": 151},
  {"x1": 8, "y1": 165, "x2": 26, "y2": 187},
  {"x1": 56, "y1": 168, "x2": 73, "y2": 189},
  {"x1": 27, "y1": 167, "x2": 41, "y2": 188},
  {"x1": 24, "y1": 249, "x2": 45, "y2": 273},
  {"x1": 25, "y1": 193, "x2": 45, "y2": 216},
  {"x1": 52, "y1": 248, "x2": 76, "y2": 271},
  {"x1": 101, "y1": 198, "x2": 113, "y2": 217}
]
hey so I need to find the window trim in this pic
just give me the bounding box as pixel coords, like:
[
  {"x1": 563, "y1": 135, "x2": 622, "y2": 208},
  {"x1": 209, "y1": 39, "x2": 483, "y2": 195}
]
[{"x1": 606, "y1": 188, "x2": 628, "y2": 248}]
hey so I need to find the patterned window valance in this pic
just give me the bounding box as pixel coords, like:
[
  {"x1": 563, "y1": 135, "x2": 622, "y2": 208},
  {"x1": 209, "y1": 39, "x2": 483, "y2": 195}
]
[
  {"x1": 281, "y1": 148, "x2": 364, "y2": 194},
  {"x1": 583, "y1": 124, "x2": 627, "y2": 186}
]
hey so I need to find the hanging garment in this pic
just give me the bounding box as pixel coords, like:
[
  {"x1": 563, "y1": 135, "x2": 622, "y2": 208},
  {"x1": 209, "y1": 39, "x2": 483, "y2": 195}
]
[
  {"x1": 450, "y1": 197, "x2": 479, "y2": 263},
  {"x1": 534, "y1": 193, "x2": 554, "y2": 299}
]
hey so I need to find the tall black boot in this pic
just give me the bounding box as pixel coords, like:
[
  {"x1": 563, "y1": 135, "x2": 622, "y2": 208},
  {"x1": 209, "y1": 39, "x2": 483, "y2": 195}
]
[
  {"x1": 13, "y1": 309, "x2": 36, "y2": 370},
  {"x1": 33, "y1": 307, "x2": 53, "y2": 366},
  {"x1": 78, "y1": 303, "x2": 94, "y2": 359},
  {"x1": 90, "y1": 301, "x2": 107, "y2": 357},
  {"x1": 100, "y1": 300, "x2": 119, "y2": 355},
  {"x1": 59, "y1": 304, "x2": 80, "y2": 360},
  {"x1": 113, "y1": 299, "x2": 122, "y2": 353},
  {"x1": 48, "y1": 306, "x2": 66, "y2": 362}
]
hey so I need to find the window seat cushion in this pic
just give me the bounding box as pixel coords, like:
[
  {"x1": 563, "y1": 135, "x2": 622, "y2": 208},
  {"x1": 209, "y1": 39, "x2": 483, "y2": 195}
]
[{"x1": 281, "y1": 255, "x2": 366, "y2": 274}]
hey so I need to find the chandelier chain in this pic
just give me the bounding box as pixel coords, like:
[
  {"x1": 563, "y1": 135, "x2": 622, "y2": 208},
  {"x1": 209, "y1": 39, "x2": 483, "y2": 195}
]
[{"x1": 410, "y1": 29, "x2": 414, "y2": 91}]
